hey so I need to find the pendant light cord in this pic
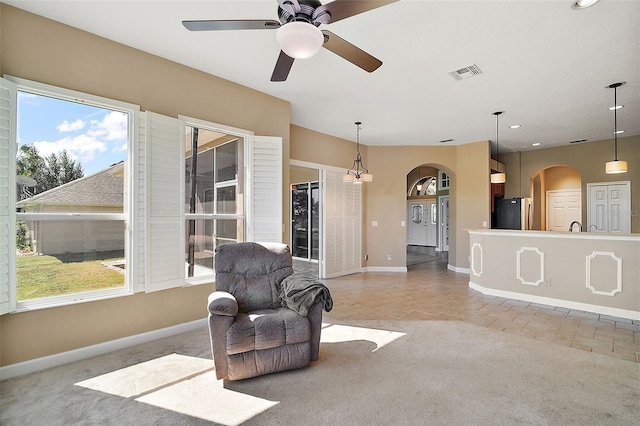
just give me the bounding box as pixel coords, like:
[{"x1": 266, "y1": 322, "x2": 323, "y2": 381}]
[
  {"x1": 496, "y1": 113, "x2": 499, "y2": 160},
  {"x1": 614, "y1": 85, "x2": 618, "y2": 161}
]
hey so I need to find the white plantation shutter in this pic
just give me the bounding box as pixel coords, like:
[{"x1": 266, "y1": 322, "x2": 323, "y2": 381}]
[
  {"x1": 322, "y1": 169, "x2": 362, "y2": 279},
  {"x1": 0, "y1": 79, "x2": 17, "y2": 315},
  {"x1": 249, "y1": 136, "x2": 282, "y2": 243},
  {"x1": 131, "y1": 112, "x2": 147, "y2": 293},
  {"x1": 144, "y1": 112, "x2": 184, "y2": 292},
  {"x1": 343, "y1": 178, "x2": 362, "y2": 274}
]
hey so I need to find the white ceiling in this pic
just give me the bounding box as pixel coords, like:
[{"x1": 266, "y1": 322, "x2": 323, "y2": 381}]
[{"x1": 5, "y1": 0, "x2": 639, "y2": 152}]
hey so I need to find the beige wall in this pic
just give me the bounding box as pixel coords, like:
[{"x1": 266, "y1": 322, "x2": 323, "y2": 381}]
[
  {"x1": 352, "y1": 142, "x2": 488, "y2": 269},
  {"x1": 290, "y1": 165, "x2": 319, "y2": 184},
  {"x1": 502, "y1": 136, "x2": 640, "y2": 233},
  {"x1": 289, "y1": 125, "x2": 491, "y2": 270},
  {"x1": 0, "y1": 5, "x2": 291, "y2": 366},
  {"x1": 543, "y1": 166, "x2": 581, "y2": 191}
]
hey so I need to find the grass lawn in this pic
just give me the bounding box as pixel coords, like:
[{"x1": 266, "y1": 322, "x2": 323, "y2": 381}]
[{"x1": 16, "y1": 254, "x2": 125, "y2": 301}]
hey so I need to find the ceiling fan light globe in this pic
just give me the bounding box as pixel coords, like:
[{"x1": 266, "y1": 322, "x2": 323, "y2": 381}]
[{"x1": 276, "y1": 22, "x2": 323, "y2": 59}]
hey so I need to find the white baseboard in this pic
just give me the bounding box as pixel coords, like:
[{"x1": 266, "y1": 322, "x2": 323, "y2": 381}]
[
  {"x1": 469, "y1": 281, "x2": 640, "y2": 321},
  {"x1": 363, "y1": 266, "x2": 408, "y2": 273},
  {"x1": 448, "y1": 264, "x2": 471, "y2": 274},
  {"x1": 0, "y1": 318, "x2": 208, "y2": 381}
]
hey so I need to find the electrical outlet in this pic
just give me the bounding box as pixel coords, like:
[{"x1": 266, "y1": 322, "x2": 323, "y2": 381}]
[
  {"x1": 364, "y1": 254, "x2": 368, "y2": 261},
  {"x1": 387, "y1": 254, "x2": 392, "y2": 261}
]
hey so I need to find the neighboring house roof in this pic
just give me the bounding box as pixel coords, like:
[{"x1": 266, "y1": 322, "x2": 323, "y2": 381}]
[{"x1": 17, "y1": 162, "x2": 124, "y2": 208}]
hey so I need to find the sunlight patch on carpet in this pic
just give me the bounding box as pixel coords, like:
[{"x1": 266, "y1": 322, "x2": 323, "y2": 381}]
[
  {"x1": 320, "y1": 323, "x2": 406, "y2": 352},
  {"x1": 136, "y1": 370, "x2": 279, "y2": 426},
  {"x1": 75, "y1": 353, "x2": 213, "y2": 398}
]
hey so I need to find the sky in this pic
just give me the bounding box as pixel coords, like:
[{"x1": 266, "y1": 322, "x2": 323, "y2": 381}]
[{"x1": 17, "y1": 91, "x2": 128, "y2": 176}]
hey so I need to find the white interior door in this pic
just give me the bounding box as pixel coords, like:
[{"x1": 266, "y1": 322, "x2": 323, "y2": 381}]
[
  {"x1": 407, "y1": 201, "x2": 427, "y2": 246},
  {"x1": 546, "y1": 190, "x2": 581, "y2": 231},
  {"x1": 587, "y1": 182, "x2": 630, "y2": 233}
]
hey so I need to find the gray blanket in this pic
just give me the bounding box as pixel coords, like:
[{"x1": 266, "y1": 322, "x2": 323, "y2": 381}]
[{"x1": 278, "y1": 274, "x2": 333, "y2": 316}]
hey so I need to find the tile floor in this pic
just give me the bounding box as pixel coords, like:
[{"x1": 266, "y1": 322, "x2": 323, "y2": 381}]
[{"x1": 319, "y1": 255, "x2": 640, "y2": 363}]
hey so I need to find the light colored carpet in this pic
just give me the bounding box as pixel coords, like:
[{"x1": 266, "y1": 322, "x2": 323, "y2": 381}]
[{"x1": 1, "y1": 320, "x2": 638, "y2": 425}]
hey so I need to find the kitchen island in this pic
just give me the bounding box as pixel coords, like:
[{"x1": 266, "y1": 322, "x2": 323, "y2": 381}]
[{"x1": 468, "y1": 229, "x2": 640, "y2": 320}]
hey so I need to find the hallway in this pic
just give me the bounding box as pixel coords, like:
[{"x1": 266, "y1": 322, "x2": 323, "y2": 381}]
[{"x1": 321, "y1": 256, "x2": 640, "y2": 363}]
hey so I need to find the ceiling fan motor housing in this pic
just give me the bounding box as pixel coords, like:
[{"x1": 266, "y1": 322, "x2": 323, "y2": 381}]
[{"x1": 279, "y1": 0, "x2": 325, "y2": 25}]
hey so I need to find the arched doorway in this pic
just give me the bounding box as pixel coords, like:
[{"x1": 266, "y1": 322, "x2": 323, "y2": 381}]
[
  {"x1": 406, "y1": 165, "x2": 451, "y2": 266},
  {"x1": 530, "y1": 165, "x2": 582, "y2": 231}
]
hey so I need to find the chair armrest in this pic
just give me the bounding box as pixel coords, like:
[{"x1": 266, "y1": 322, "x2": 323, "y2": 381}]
[{"x1": 208, "y1": 291, "x2": 238, "y2": 316}]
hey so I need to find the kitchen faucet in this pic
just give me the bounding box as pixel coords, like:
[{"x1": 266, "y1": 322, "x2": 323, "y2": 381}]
[{"x1": 569, "y1": 221, "x2": 582, "y2": 232}]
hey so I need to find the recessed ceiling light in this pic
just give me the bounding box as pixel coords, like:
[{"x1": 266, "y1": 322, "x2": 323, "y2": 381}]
[
  {"x1": 509, "y1": 125, "x2": 521, "y2": 129},
  {"x1": 532, "y1": 142, "x2": 541, "y2": 147},
  {"x1": 609, "y1": 105, "x2": 624, "y2": 111},
  {"x1": 571, "y1": 0, "x2": 601, "y2": 10},
  {"x1": 614, "y1": 130, "x2": 625, "y2": 134}
]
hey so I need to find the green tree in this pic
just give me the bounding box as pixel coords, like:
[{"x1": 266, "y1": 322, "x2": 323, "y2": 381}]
[
  {"x1": 16, "y1": 145, "x2": 84, "y2": 197},
  {"x1": 39, "y1": 150, "x2": 84, "y2": 192},
  {"x1": 16, "y1": 144, "x2": 44, "y2": 178}
]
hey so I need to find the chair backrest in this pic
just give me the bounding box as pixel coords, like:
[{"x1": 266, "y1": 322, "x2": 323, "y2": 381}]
[{"x1": 214, "y1": 242, "x2": 293, "y2": 312}]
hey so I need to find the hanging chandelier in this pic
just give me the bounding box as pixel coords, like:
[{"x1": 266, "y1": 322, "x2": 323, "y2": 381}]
[
  {"x1": 343, "y1": 121, "x2": 373, "y2": 184},
  {"x1": 605, "y1": 82, "x2": 627, "y2": 174},
  {"x1": 490, "y1": 111, "x2": 506, "y2": 184}
]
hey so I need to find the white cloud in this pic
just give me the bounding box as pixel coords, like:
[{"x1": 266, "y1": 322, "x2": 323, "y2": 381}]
[
  {"x1": 57, "y1": 119, "x2": 86, "y2": 132},
  {"x1": 88, "y1": 111, "x2": 127, "y2": 141},
  {"x1": 33, "y1": 134, "x2": 107, "y2": 164},
  {"x1": 31, "y1": 110, "x2": 127, "y2": 166}
]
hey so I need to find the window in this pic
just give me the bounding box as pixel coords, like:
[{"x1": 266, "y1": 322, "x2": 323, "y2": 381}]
[
  {"x1": 184, "y1": 125, "x2": 244, "y2": 283},
  {"x1": 5, "y1": 76, "x2": 137, "y2": 310},
  {"x1": 438, "y1": 171, "x2": 450, "y2": 190},
  {"x1": 1, "y1": 77, "x2": 282, "y2": 314}
]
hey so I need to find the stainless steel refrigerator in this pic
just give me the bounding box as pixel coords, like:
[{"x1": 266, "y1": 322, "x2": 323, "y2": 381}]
[{"x1": 492, "y1": 197, "x2": 532, "y2": 230}]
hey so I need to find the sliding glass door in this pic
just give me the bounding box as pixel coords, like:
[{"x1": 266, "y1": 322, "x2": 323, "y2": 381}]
[{"x1": 291, "y1": 181, "x2": 319, "y2": 261}]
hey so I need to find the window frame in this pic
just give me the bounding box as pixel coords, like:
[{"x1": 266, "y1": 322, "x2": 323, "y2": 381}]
[
  {"x1": 180, "y1": 115, "x2": 250, "y2": 285},
  {"x1": 8, "y1": 76, "x2": 139, "y2": 311},
  {"x1": 438, "y1": 171, "x2": 450, "y2": 190}
]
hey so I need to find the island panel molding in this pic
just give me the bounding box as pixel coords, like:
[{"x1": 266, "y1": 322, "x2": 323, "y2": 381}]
[
  {"x1": 586, "y1": 251, "x2": 622, "y2": 297},
  {"x1": 471, "y1": 243, "x2": 483, "y2": 277},
  {"x1": 516, "y1": 247, "x2": 545, "y2": 287}
]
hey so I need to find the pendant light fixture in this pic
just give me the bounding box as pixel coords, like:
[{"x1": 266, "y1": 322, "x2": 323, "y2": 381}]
[
  {"x1": 605, "y1": 82, "x2": 627, "y2": 174},
  {"x1": 343, "y1": 122, "x2": 373, "y2": 184},
  {"x1": 490, "y1": 111, "x2": 506, "y2": 184}
]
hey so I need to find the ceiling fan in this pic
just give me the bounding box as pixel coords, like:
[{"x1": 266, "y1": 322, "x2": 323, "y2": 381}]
[{"x1": 182, "y1": 0, "x2": 398, "y2": 82}]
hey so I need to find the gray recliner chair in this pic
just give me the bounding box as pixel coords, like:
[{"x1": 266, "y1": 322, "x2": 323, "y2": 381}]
[{"x1": 207, "y1": 242, "x2": 326, "y2": 381}]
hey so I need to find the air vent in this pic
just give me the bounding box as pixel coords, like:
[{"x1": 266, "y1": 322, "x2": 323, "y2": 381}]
[
  {"x1": 439, "y1": 138, "x2": 454, "y2": 143},
  {"x1": 569, "y1": 138, "x2": 588, "y2": 144},
  {"x1": 450, "y1": 64, "x2": 482, "y2": 80}
]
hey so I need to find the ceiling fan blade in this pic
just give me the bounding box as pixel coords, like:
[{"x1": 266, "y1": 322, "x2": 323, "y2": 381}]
[
  {"x1": 314, "y1": 0, "x2": 398, "y2": 24},
  {"x1": 271, "y1": 51, "x2": 295, "y2": 82},
  {"x1": 182, "y1": 20, "x2": 280, "y2": 31},
  {"x1": 321, "y1": 30, "x2": 382, "y2": 73}
]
